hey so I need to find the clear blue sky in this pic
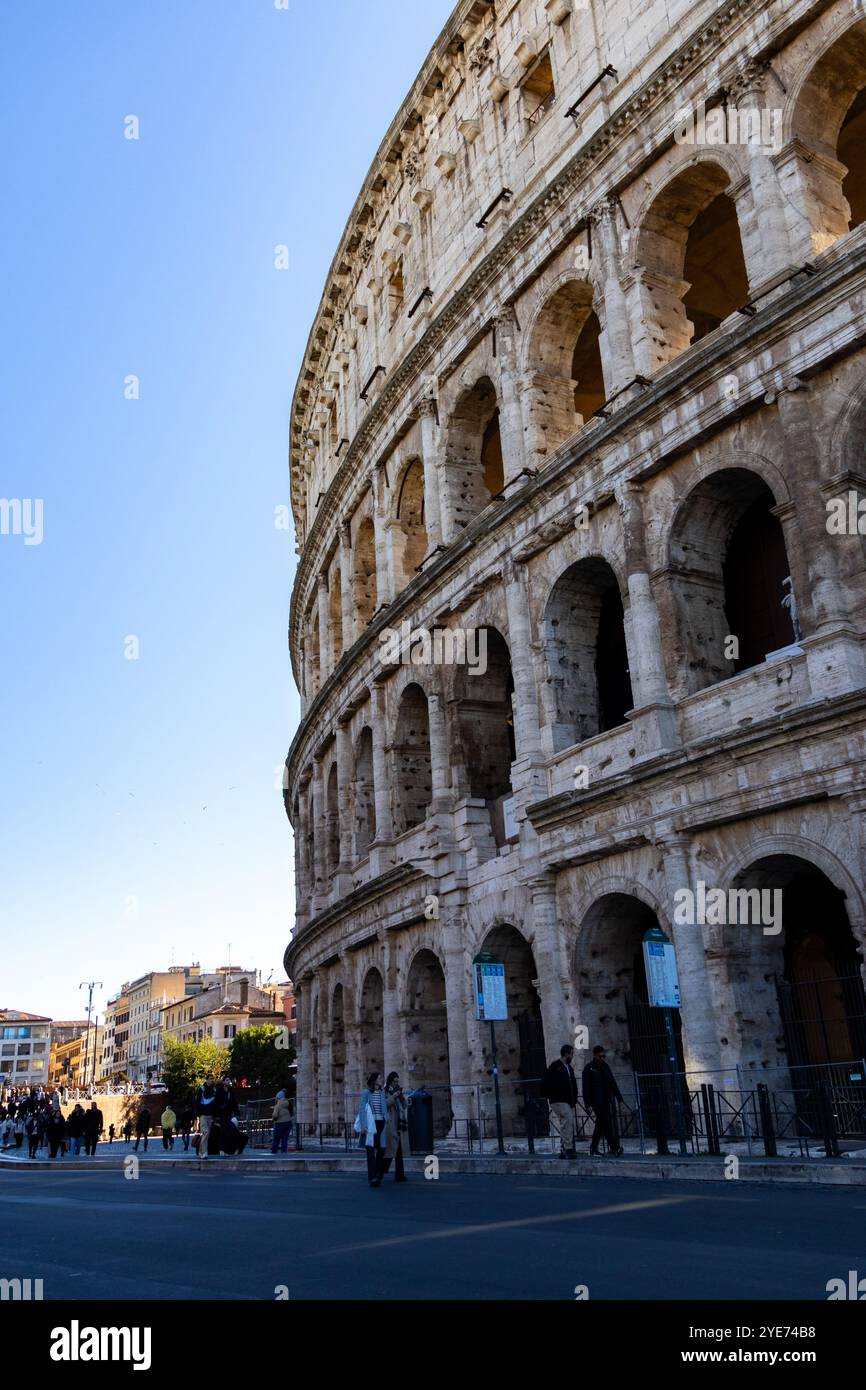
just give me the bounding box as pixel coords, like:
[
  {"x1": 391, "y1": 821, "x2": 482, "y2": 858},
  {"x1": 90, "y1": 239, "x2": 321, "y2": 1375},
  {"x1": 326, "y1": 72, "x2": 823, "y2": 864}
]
[{"x1": 1, "y1": 0, "x2": 452, "y2": 1021}]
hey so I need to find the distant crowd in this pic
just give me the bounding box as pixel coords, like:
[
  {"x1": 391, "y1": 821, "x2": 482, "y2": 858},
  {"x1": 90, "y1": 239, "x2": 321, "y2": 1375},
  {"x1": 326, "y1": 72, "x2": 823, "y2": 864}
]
[{"x1": 0, "y1": 1079, "x2": 292, "y2": 1159}]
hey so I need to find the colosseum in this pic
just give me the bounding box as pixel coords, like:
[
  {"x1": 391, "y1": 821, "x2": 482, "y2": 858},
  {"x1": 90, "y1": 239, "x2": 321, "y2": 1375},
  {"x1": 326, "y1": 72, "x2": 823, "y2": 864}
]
[{"x1": 283, "y1": 0, "x2": 866, "y2": 1138}]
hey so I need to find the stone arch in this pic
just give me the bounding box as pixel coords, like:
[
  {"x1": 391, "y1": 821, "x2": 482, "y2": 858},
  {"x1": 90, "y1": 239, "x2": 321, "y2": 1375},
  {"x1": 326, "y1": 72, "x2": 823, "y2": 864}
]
[
  {"x1": 392, "y1": 456, "x2": 428, "y2": 588},
  {"x1": 443, "y1": 375, "x2": 503, "y2": 531},
  {"x1": 783, "y1": 17, "x2": 866, "y2": 251},
  {"x1": 325, "y1": 762, "x2": 340, "y2": 876},
  {"x1": 632, "y1": 158, "x2": 750, "y2": 372},
  {"x1": 308, "y1": 607, "x2": 321, "y2": 697},
  {"x1": 662, "y1": 467, "x2": 797, "y2": 698},
  {"x1": 352, "y1": 726, "x2": 376, "y2": 859},
  {"x1": 477, "y1": 923, "x2": 545, "y2": 1122},
  {"x1": 392, "y1": 683, "x2": 432, "y2": 835},
  {"x1": 404, "y1": 947, "x2": 451, "y2": 1135},
  {"x1": 541, "y1": 556, "x2": 634, "y2": 752},
  {"x1": 353, "y1": 515, "x2": 377, "y2": 632},
  {"x1": 575, "y1": 892, "x2": 684, "y2": 1080},
  {"x1": 359, "y1": 966, "x2": 385, "y2": 1079},
  {"x1": 717, "y1": 850, "x2": 866, "y2": 1080},
  {"x1": 523, "y1": 279, "x2": 606, "y2": 463},
  {"x1": 453, "y1": 626, "x2": 515, "y2": 843}
]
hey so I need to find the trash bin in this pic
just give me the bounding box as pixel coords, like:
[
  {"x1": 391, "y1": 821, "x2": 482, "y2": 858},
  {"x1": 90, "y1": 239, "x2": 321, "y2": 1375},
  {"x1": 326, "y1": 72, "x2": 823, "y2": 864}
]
[{"x1": 407, "y1": 1088, "x2": 434, "y2": 1154}]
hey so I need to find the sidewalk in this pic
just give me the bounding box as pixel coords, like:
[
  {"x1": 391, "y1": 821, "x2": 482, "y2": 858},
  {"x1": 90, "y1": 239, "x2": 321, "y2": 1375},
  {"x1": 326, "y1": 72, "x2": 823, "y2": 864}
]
[{"x1": 3, "y1": 1140, "x2": 866, "y2": 1186}]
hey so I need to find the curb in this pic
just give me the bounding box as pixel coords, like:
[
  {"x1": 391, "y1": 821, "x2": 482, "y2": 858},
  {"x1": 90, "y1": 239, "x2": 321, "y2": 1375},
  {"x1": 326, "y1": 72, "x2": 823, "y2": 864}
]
[{"x1": 2, "y1": 1152, "x2": 865, "y2": 1185}]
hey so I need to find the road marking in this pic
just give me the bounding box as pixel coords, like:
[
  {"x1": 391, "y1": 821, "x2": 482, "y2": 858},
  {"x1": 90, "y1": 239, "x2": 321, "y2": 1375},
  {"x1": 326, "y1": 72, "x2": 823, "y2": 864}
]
[{"x1": 314, "y1": 1194, "x2": 703, "y2": 1256}]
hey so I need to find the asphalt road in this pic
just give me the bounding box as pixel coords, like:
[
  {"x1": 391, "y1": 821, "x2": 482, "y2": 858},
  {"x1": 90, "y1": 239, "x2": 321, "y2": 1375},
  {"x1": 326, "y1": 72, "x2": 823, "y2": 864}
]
[{"x1": 1, "y1": 1167, "x2": 863, "y2": 1301}]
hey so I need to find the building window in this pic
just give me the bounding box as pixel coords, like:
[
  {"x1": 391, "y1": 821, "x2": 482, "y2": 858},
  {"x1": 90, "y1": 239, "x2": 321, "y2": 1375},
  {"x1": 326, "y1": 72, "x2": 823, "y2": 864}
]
[
  {"x1": 523, "y1": 52, "x2": 556, "y2": 128},
  {"x1": 224, "y1": 1025, "x2": 237, "y2": 1039}
]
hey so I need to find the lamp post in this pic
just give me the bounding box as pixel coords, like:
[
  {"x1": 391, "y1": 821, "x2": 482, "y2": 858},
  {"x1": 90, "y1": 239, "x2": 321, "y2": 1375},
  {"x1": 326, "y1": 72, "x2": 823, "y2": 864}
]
[{"x1": 79, "y1": 981, "x2": 103, "y2": 1092}]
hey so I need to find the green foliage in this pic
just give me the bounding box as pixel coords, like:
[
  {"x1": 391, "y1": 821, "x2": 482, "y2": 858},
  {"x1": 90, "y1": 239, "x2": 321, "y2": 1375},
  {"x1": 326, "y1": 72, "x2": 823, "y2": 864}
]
[
  {"x1": 161, "y1": 1036, "x2": 228, "y2": 1111},
  {"x1": 227, "y1": 1025, "x2": 296, "y2": 1098}
]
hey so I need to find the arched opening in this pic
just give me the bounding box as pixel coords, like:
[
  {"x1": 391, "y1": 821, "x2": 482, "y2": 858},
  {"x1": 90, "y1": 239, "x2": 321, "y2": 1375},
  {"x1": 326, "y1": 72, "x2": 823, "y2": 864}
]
[
  {"x1": 525, "y1": 280, "x2": 604, "y2": 463},
  {"x1": 726, "y1": 856, "x2": 865, "y2": 1078},
  {"x1": 636, "y1": 163, "x2": 748, "y2": 370},
  {"x1": 353, "y1": 727, "x2": 376, "y2": 858},
  {"x1": 405, "y1": 949, "x2": 451, "y2": 1136},
  {"x1": 577, "y1": 893, "x2": 686, "y2": 1134},
  {"x1": 353, "y1": 517, "x2": 377, "y2": 632},
  {"x1": 392, "y1": 684, "x2": 432, "y2": 835},
  {"x1": 359, "y1": 968, "x2": 385, "y2": 1079},
  {"x1": 839, "y1": 86, "x2": 866, "y2": 231},
  {"x1": 331, "y1": 985, "x2": 346, "y2": 1122},
  {"x1": 571, "y1": 311, "x2": 605, "y2": 421},
  {"x1": 786, "y1": 20, "x2": 866, "y2": 251},
  {"x1": 666, "y1": 469, "x2": 796, "y2": 696},
  {"x1": 455, "y1": 627, "x2": 515, "y2": 845},
  {"x1": 542, "y1": 558, "x2": 633, "y2": 751},
  {"x1": 444, "y1": 376, "x2": 502, "y2": 530},
  {"x1": 393, "y1": 458, "x2": 428, "y2": 587},
  {"x1": 477, "y1": 924, "x2": 545, "y2": 1127},
  {"x1": 328, "y1": 568, "x2": 343, "y2": 665},
  {"x1": 308, "y1": 611, "x2": 321, "y2": 697},
  {"x1": 325, "y1": 764, "x2": 340, "y2": 877}
]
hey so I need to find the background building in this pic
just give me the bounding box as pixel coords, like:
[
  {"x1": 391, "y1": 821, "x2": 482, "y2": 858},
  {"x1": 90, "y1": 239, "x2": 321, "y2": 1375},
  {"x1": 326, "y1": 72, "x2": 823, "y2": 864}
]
[
  {"x1": 284, "y1": 0, "x2": 866, "y2": 1132},
  {"x1": 126, "y1": 965, "x2": 205, "y2": 1085},
  {"x1": 0, "y1": 1010, "x2": 51, "y2": 1088},
  {"x1": 162, "y1": 977, "x2": 285, "y2": 1050},
  {"x1": 49, "y1": 1024, "x2": 103, "y2": 1090}
]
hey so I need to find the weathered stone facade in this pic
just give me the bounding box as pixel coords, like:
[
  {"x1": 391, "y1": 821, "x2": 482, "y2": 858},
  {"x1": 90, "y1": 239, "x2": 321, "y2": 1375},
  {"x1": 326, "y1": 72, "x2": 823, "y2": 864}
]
[{"x1": 284, "y1": 0, "x2": 866, "y2": 1129}]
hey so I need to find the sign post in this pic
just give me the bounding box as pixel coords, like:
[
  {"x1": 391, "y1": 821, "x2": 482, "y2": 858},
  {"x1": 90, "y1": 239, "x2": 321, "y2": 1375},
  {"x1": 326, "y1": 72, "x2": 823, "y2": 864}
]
[
  {"x1": 473, "y1": 951, "x2": 507, "y2": 1155},
  {"x1": 642, "y1": 926, "x2": 687, "y2": 1155}
]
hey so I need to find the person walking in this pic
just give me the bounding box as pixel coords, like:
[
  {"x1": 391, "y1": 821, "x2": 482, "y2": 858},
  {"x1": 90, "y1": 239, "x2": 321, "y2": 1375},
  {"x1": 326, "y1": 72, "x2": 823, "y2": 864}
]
[
  {"x1": 195, "y1": 1079, "x2": 217, "y2": 1160},
  {"x1": 133, "y1": 1105, "x2": 151, "y2": 1151},
  {"x1": 271, "y1": 1090, "x2": 293, "y2": 1154},
  {"x1": 381, "y1": 1072, "x2": 409, "y2": 1182},
  {"x1": 355, "y1": 1072, "x2": 387, "y2": 1187},
  {"x1": 178, "y1": 1108, "x2": 194, "y2": 1151},
  {"x1": 25, "y1": 1113, "x2": 40, "y2": 1159},
  {"x1": 541, "y1": 1044, "x2": 580, "y2": 1159},
  {"x1": 46, "y1": 1110, "x2": 67, "y2": 1159},
  {"x1": 108, "y1": 1123, "x2": 116, "y2": 1144},
  {"x1": 582, "y1": 1045, "x2": 624, "y2": 1157},
  {"x1": 83, "y1": 1102, "x2": 103, "y2": 1156},
  {"x1": 67, "y1": 1104, "x2": 86, "y2": 1157},
  {"x1": 122, "y1": 1118, "x2": 133, "y2": 1144},
  {"x1": 160, "y1": 1103, "x2": 177, "y2": 1151}
]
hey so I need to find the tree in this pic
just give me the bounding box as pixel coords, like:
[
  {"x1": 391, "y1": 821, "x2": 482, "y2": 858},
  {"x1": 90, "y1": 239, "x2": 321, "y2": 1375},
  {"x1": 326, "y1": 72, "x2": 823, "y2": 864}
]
[
  {"x1": 161, "y1": 1036, "x2": 228, "y2": 1112},
  {"x1": 227, "y1": 1025, "x2": 295, "y2": 1101}
]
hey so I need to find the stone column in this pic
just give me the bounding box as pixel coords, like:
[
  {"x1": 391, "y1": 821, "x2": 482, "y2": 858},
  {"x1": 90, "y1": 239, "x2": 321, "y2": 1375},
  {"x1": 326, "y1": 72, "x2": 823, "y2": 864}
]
[
  {"x1": 494, "y1": 305, "x2": 526, "y2": 487},
  {"x1": 371, "y1": 462, "x2": 394, "y2": 609},
  {"x1": 501, "y1": 554, "x2": 542, "y2": 760},
  {"x1": 589, "y1": 198, "x2": 636, "y2": 399},
  {"x1": 617, "y1": 482, "x2": 680, "y2": 753},
  {"x1": 295, "y1": 983, "x2": 315, "y2": 1126},
  {"x1": 316, "y1": 571, "x2": 330, "y2": 683},
  {"x1": 624, "y1": 266, "x2": 692, "y2": 380},
  {"x1": 529, "y1": 873, "x2": 572, "y2": 1053},
  {"x1": 339, "y1": 519, "x2": 354, "y2": 651},
  {"x1": 383, "y1": 936, "x2": 402, "y2": 1074},
  {"x1": 335, "y1": 716, "x2": 354, "y2": 875},
  {"x1": 440, "y1": 907, "x2": 473, "y2": 1134},
  {"x1": 311, "y1": 757, "x2": 327, "y2": 904},
  {"x1": 725, "y1": 62, "x2": 794, "y2": 285},
  {"x1": 295, "y1": 782, "x2": 311, "y2": 921},
  {"x1": 427, "y1": 690, "x2": 452, "y2": 810},
  {"x1": 659, "y1": 834, "x2": 722, "y2": 1077},
  {"x1": 370, "y1": 682, "x2": 394, "y2": 846},
  {"x1": 520, "y1": 368, "x2": 579, "y2": 469},
  {"x1": 771, "y1": 137, "x2": 850, "y2": 261},
  {"x1": 775, "y1": 385, "x2": 866, "y2": 694},
  {"x1": 418, "y1": 396, "x2": 444, "y2": 550}
]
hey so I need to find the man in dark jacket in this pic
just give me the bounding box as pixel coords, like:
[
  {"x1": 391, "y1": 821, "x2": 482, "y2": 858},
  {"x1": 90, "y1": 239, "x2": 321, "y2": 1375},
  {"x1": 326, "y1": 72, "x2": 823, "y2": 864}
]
[
  {"x1": 133, "y1": 1105, "x2": 151, "y2": 1151},
  {"x1": 541, "y1": 1044, "x2": 579, "y2": 1158},
  {"x1": 582, "y1": 1045, "x2": 624, "y2": 1156},
  {"x1": 83, "y1": 1102, "x2": 103, "y2": 1156}
]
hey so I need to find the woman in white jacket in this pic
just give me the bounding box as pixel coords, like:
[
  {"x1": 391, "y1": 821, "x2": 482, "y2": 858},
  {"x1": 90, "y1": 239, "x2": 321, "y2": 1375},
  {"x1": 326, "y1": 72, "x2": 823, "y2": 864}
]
[{"x1": 355, "y1": 1072, "x2": 387, "y2": 1187}]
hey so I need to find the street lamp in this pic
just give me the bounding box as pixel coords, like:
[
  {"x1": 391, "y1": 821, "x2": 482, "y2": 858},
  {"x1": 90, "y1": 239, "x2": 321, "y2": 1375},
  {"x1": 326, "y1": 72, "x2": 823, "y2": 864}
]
[{"x1": 79, "y1": 981, "x2": 103, "y2": 1091}]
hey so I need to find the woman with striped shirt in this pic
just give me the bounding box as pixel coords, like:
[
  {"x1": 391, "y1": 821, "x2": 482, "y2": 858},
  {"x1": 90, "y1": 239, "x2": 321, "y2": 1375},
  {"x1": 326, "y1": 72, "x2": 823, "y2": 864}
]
[{"x1": 356, "y1": 1071, "x2": 387, "y2": 1187}]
